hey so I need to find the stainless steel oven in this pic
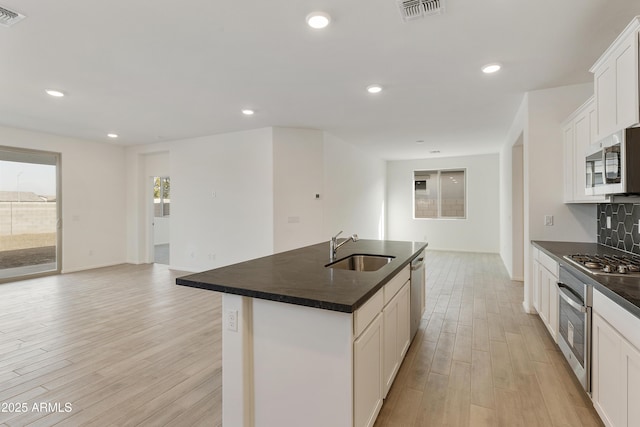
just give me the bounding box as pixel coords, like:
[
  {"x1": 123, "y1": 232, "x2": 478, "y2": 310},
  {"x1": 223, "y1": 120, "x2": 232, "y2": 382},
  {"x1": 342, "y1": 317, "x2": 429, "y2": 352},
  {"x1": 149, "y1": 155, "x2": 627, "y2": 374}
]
[{"x1": 557, "y1": 266, "x2": 593, "y2": 393}]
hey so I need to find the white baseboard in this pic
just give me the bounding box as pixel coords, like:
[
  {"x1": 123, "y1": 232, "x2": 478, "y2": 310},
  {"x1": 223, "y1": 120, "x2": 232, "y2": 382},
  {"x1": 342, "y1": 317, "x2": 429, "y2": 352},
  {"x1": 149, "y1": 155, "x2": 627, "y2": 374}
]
[{"x1": 61, "y1": 261, "x2": 126, "y2": 274}]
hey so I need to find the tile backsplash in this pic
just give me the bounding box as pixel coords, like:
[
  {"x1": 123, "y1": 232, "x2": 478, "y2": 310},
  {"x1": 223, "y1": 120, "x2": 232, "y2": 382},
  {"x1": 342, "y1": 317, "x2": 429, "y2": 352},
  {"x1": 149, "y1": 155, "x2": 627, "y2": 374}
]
[{"x1": 597, "y1": 203, "x2": 640, "y2": 255}]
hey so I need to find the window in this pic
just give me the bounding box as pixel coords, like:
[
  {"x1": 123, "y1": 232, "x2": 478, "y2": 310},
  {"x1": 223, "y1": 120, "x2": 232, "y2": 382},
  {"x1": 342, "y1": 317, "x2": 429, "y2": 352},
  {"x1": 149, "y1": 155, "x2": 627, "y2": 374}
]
[
  {"x1": 154, "y1": 176, "x2": 170, "y2": 217},
  {"x1": 414, "y1": 169, "x2": 465, "y2": 219}
]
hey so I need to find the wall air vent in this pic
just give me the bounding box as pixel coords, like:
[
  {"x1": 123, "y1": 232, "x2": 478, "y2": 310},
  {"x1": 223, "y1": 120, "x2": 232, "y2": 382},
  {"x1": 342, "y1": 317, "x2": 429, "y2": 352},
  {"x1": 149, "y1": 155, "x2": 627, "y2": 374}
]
[
  {"x1": 0, "y1": 5, "x2": 25, "y2": 27},
  {"x1": 397, "y1": 0, "x2": 444, "y2": 22}
]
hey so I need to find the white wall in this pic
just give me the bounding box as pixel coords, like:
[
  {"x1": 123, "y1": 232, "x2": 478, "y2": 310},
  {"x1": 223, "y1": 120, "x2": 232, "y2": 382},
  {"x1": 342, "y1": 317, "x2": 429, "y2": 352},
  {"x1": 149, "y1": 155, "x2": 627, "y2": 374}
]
[
  {"x1": 0, "y1": 125, "x2": 126, "y2": 273},
  {"x1": 322, "y1": 133, "x2": 387, "y2": 241},
  {"x1": 273, "y1": 128, "x2": 324, "y2": 253},
  {"x1": 126, "y1": 128, "x2": 274, "y2": 272},
  {"x1": 387, "y1": 154, "x2": 500, "y2": 252},
  {"x1": 527, "y1": 84, "x2": 596, "y2": 242},
  {"x1": 500, "y1": 83, "x2": 598, "y2": 313},
  {"x1": 125, "y1": 128, "x2": 387, "y2": 271}
]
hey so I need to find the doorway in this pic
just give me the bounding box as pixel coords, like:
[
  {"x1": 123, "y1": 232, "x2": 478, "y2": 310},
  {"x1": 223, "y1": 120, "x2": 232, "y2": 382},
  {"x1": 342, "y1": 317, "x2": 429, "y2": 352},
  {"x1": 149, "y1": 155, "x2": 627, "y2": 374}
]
[
  {"x1": 153, "y1": 176, "x2": 170, "y2": 265},
  {"x1": 0, "y1": 146, "x2": 61, "y2": 280},
  {"x1": 511, "y1": 136, "x2": 524, "y2": 280}
]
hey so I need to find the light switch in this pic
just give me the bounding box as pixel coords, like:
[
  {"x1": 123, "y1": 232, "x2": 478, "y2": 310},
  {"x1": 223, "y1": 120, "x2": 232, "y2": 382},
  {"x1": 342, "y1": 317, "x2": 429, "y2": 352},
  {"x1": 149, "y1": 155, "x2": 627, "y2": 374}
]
[{"x1": 544, "y1": 215, "x2": 553, "y2": 226}]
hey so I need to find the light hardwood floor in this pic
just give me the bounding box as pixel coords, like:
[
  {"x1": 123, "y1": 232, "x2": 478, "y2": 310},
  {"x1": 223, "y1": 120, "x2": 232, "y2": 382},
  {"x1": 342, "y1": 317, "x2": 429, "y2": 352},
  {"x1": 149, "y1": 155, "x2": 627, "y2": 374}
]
[
  {"x1": 0, "y1": 252, "x2": 603, "y2": 426},
  {"x1": 374, "y1": 251, "x2": 603, "y2": 427},
  {"x1": 0, "y1": 264, "x2": 221, "y2": 427}
]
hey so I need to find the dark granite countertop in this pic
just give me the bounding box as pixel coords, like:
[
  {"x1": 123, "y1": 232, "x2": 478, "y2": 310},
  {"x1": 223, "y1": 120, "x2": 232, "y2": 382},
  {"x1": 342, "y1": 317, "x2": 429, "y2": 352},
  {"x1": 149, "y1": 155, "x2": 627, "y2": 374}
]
[
  {"x1": 532, "y1": 241, "x2": 640, "y2": 319},
  {"x1": 176, "y1": 239, "x2": 428, "y2": 313}
]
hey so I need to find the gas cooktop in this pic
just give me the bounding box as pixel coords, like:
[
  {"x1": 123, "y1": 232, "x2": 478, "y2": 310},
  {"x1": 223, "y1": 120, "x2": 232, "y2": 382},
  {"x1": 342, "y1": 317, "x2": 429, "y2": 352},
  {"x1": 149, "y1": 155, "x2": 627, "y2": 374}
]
[{"x1": 563, "y1": 253, "x2": 640, "y2": 277}]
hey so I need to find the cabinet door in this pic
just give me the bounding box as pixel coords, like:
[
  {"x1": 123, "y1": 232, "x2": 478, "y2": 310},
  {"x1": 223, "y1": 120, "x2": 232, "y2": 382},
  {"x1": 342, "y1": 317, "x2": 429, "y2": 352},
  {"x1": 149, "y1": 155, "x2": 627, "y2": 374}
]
[
  {"x1": 548, "y1": 277, "x2": 558, "y2": 341},
  {"x1": 383, "y1": 283, "x2": 410, "y2": 398},
  {"x1": 539, "y1": 267, "x2": 550, "y2": 326},
  {"x1": 592, "y1": 313, "x2": 623, "y2": 427},
  {"x1": 623, "y1": 339, "x2": 640, "y2": 427},
  {"x1": 383, "y1": 295, "x2": 399, "y2": 397},
  {"x1": 573, "y1": 112, "x2": 589, "y2": 200},
  {"x1": 563, "y1": 123, "x2": 575, "y2": 203},
  {"x1": 616, "y1": 34, "x2": 640, "y2": 130},
  {"x1": 398, "y1": 283, "x2": 410, "y2": 360},
  {"x1": 354, "y1": 313, "x2": 383, "y2": 427},
  {"x1": 532, "y1": 260, "x2": 541, "y2": 313},
  {"x1": 595, "y1": 61, "x2": 617, "y2": 138}
]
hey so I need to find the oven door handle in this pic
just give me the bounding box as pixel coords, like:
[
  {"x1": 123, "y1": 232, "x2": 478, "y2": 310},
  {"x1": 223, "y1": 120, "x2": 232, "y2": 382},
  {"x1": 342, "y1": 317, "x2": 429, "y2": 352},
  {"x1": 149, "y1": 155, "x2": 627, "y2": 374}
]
[{"x1": 557, "y1": 283, "x2": 587, "y2": 313}]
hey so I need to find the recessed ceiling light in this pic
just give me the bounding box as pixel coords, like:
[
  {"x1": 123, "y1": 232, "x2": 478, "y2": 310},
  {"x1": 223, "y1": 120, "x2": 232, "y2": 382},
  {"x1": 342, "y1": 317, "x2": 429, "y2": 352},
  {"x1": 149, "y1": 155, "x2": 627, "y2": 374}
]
[
  {"x1": 482, "y1": 63, "x2": 501, "y2": 74},
  {"x1": 306, "y1": 12, "x2": 331, "y2": 29},
  {"x1": 366, "y1": 84, "x2": 383, "y2": 94},
  {"x1": 107, "y1": 133, "x2": 118, "y2": 138},
  {"x1": 242, "y1": 109, "x2": 255, "y2": 116},
  {"x1": 45, "y1": 89, "x2": 65, "y2": 97}
]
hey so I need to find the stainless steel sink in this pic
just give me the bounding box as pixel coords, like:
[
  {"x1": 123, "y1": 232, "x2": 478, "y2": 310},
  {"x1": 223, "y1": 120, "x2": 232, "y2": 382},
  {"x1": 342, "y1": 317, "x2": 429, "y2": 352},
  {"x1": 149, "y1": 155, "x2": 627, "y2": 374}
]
[{"x1": 326, "y1": 254, "x2": 395, "y2": 272}]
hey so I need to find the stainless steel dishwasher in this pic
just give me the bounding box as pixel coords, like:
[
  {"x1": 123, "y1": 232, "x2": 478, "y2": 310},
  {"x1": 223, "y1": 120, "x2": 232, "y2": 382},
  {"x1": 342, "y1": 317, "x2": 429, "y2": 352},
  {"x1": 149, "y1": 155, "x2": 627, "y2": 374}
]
[{"x1": 410, "y1": 250, "x2": 426, "y2": 340}]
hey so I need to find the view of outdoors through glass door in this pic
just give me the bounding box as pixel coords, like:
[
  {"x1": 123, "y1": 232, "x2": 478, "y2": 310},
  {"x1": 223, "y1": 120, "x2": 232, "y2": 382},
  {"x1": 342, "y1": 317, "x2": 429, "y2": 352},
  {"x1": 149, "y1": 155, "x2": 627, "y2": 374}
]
[{"x1": 0, "y1": 147, "x2": 60, "y2": 280}]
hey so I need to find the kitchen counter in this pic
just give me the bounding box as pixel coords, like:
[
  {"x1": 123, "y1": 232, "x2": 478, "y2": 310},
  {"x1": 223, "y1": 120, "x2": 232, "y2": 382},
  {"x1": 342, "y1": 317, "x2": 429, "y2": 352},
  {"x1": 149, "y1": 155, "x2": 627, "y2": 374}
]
[
  {"x1": 176, "y1": 239, "x2": 428, "y2": 312},
  {"x1": 176, "y1": 239, "x2": 427, "y2": 427},
  {"x1": 532, "y1": 241, "x2": 640, "y2": 319}
]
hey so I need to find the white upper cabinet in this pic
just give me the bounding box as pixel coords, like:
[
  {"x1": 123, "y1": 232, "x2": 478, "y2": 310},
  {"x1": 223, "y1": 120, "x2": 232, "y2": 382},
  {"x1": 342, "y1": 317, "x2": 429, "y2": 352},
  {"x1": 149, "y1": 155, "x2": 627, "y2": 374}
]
[
  {"x1": 562, "y1": 96, "x2": 608, "y2": 203},
  {"x1": 590, "y1": 17, "x2": 640, "y2": 140}
]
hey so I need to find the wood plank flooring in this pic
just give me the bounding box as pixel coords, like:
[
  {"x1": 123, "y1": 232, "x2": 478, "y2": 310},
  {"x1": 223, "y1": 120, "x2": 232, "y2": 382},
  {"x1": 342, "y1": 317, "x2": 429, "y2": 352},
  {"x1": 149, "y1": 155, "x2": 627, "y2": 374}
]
[
  {"x1": 0, "y1": 264, "x2": 221, "y2": 427},
  {"x1": 0, "y1": 252, "x2": 604, "y2": 426},
  {"x1": 374, "y1": 251, "x2": 603, "y2": 427}
]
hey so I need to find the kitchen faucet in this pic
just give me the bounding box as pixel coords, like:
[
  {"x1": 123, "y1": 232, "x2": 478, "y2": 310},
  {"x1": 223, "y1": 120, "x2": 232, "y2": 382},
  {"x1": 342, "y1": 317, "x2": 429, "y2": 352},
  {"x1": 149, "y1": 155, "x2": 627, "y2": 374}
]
[{"x1": 330, "y1": 231, "x2": 359, "y2": 260}]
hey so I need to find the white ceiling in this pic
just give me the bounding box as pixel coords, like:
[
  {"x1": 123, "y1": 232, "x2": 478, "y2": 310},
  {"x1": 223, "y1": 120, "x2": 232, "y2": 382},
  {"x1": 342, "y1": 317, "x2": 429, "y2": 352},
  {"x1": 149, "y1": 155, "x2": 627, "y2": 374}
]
[{"x1": 0, "y1": 0, "x2": 637, "y2": 160}]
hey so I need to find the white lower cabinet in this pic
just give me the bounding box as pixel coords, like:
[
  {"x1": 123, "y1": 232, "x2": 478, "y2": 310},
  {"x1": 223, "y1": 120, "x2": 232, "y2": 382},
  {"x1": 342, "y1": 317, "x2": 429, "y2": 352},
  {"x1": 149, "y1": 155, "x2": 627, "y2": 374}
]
[
  {"x1": 592, "y1": 289, "x2": 640, "y2": 427},
  {"x1": 354, "y1": 265, "x2": 411, "y2": 427},
  {"x1": 383, "y1": 282, "x2": 410, "y2": 397},
  {"x1": 531, "y1": 246, "x2": 558, "y2": 342},
  {"x1": 354, "y1": 312, "x2": 383, "y2": 427}
]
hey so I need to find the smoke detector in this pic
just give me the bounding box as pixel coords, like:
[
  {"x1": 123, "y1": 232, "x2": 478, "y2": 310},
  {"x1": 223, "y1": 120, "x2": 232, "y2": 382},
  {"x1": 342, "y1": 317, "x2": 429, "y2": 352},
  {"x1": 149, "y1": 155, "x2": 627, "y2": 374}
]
[
  {"x1": 397, "y1": 0, "x2": 444, "y2": 22},
  {"x1": 0, "y1": 5, "x2": 25, "y2": 27}
]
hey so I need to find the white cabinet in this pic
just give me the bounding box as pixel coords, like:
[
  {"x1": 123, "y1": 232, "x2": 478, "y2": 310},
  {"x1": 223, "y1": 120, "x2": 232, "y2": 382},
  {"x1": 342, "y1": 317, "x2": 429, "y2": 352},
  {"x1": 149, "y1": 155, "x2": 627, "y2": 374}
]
[
  {"x1": 531, "y1": 246, "x2": 558, "y2": 342},
  {"x1": 354, "y1": 265, "x2": 411, "y2": 427},
  {"x1": 354, "y1": 312, "x2": 383, "y2": 427},
  {"x1": 592, "y1": 289, "x2": 640, "y2": 427},
  {"x1": 590, "y1": 18, "x2": 640, "y2": 139},
  {"x1": 383, "y1": 282, "x2": 410, "y2": 397},
  {"x1": 562, "y1": 96, "x2": 607, "y2": 203}
]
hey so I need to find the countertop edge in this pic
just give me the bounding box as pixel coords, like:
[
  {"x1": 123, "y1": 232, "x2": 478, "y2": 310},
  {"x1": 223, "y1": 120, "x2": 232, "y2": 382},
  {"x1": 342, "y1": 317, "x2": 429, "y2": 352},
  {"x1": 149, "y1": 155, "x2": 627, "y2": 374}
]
[
  {"x1": 177, "y1": 241, "x2": 428, "y2": 314},
  {"x1": 531, "y1": 240, "x2": 640, "y2": 320}
]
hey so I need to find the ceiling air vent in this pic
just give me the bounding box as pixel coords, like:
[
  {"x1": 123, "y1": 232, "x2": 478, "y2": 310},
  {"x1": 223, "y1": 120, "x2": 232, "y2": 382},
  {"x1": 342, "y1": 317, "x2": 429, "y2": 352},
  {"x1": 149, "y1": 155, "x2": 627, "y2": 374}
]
[
  {"x1": 0, "y1": 5, "x2": 25, "y2": 27},
  {"x1": 397, "y1": 0, "x2": 444, "y2": 22}
]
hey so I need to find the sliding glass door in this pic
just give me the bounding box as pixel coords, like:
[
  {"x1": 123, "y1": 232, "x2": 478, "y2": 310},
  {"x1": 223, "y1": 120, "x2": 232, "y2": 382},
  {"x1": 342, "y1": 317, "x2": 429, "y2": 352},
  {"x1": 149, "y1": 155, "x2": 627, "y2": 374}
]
[{"x1": 0, "y1": 146, "x2": 60, "y2": 280}]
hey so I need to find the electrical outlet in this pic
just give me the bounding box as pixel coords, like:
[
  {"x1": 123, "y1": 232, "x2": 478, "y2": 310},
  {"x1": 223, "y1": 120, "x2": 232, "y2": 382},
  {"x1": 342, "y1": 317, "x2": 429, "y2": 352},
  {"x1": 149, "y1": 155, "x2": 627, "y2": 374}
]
[
  {"x1": 226, "y1": 310, "x2": 238, "y2": 332},
  {"x1": 607, "y1": 216, "x2": 612, "y2": 229},
  {"x1": 544, "y1": 215, "x2": 554, "y2": 226},
  {"x1": 208, "y1": 253, "x2": 216, "y2": 261}
]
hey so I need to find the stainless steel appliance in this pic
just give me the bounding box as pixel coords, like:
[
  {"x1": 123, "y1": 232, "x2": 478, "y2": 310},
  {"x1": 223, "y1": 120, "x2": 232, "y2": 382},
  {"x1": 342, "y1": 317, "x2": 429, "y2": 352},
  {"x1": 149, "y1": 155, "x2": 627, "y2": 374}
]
[
  {"x1": 557, "y1": 266, "x2": 593, "y2": 393},
  {"x1": 586, "y1": 127, "x2": 640, "y2": 195},
  {"x1": 563, "y1": 253, "x2": 640, "y2": 277},
  {"x1": 410, "y1": 251, "x2": 425, "y2": 340}
]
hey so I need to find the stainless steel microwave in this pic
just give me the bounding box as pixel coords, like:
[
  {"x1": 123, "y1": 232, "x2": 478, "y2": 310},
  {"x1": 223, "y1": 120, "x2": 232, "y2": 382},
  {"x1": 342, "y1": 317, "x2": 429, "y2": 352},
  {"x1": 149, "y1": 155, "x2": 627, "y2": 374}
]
[{"x1": 586, "y1": 127, "x2": 640, "y2": 195}]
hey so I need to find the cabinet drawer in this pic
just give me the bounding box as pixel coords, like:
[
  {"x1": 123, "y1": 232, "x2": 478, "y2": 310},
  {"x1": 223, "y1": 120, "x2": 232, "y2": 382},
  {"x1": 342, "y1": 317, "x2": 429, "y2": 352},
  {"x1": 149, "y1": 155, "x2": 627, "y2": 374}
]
[
  {"x1": 594, "y1": 288, "x2": 640, "y2": 351},
  {"x1": 539, "y1": 251, "x2": 558, "y2": 277},
  {"x1": 384, "y1": 265, "x2": 410, "y2": 306},
  {"x1": 355, "y1": 288, "x2": 383, "y2": 338}
]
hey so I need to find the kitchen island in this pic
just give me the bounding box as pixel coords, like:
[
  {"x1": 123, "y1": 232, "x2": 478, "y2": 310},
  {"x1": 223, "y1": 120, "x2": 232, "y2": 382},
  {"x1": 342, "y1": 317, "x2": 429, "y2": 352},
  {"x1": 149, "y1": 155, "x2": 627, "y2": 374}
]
[{"x1": 177, "y1": 239, "x2": 427, "y2": 427}]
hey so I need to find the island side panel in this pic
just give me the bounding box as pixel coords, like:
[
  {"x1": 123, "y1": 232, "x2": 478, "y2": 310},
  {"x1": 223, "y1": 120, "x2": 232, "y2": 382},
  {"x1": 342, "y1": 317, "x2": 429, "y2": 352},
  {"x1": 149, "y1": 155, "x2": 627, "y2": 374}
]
[
  {"x1": 252, "y1": 298, "x2": 354, "y2": 427},
  {"x1": 222, "y1": 294, "x2": 254, "y2": 427}
]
